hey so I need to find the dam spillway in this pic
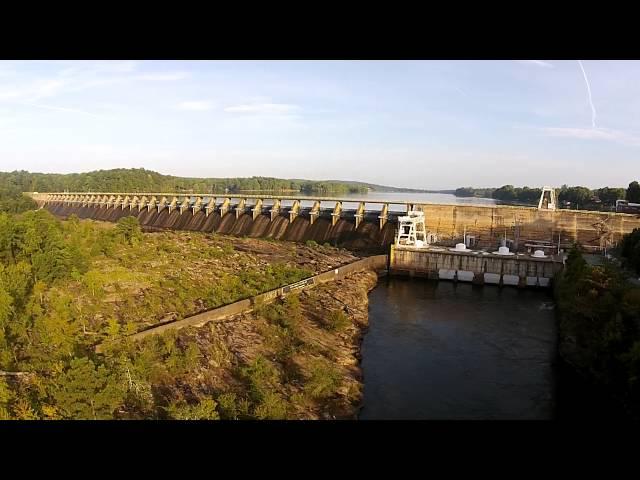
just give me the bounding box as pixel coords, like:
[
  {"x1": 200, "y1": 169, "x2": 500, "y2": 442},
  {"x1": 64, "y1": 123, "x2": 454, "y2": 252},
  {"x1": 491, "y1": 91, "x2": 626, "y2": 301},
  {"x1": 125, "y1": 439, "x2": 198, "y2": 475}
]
[
  {"x1": 41, "y1": 198, "x2": 397, "y2": 252},
  {"x1": 31, "y1": 192, "x2": 640, "y2": 252}
]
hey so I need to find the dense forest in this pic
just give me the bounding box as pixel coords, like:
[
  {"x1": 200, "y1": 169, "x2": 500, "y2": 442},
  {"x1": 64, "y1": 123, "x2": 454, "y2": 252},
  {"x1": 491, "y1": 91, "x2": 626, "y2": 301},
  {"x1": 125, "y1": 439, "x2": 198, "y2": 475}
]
[
  {"x1": 0, "y1": 169, "x2": 375, "y2": 196},
  {"x1": 0, "y1": 209, "x2": 368, "y2": 419},
  {"x1": 555, "y1": 242, "x2": 640, "y2": 419},
  {"x1": 455, "y1": 181, "x2": 640, "y2": 210},
  {"x1": 0, "y1": 168, "x2": 447, "y2": 198}
]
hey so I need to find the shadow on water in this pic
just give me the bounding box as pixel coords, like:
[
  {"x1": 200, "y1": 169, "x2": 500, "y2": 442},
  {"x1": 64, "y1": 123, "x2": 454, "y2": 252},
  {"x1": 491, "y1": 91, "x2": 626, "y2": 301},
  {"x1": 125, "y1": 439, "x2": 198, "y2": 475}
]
[{"x1": 359, "y1": 277, "x2": 557, "y2": 420}]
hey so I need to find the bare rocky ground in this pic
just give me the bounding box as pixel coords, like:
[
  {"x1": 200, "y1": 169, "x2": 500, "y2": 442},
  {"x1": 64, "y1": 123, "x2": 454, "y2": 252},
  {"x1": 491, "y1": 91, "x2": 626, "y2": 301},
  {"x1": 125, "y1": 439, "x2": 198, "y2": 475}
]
[
  {"x1": 64, "y1": 224, "x2": 362, "y2": 335},
  {"x1": 172, "y1": 270, "x2": 379, "y2": 419}
]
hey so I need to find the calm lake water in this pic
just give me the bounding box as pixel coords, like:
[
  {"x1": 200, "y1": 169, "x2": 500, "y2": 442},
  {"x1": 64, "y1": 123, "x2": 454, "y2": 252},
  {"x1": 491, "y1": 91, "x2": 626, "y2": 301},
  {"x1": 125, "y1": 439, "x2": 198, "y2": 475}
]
[
  {"x1": 359, "y1": 277, "x2": 556, "y2": 420},
  {"x1": 298, "y1": 191, "x2": 499, "y2": 212},
  {"x1": 209, "y1": 191, "x2": 500, "y2": 212}
]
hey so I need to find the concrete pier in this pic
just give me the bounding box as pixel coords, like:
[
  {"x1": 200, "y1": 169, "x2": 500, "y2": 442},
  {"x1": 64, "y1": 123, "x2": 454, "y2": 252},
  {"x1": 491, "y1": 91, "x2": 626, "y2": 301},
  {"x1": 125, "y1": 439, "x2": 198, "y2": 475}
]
[{"x1": 389, "y1": 244, "x2": 564, "y2": 288}]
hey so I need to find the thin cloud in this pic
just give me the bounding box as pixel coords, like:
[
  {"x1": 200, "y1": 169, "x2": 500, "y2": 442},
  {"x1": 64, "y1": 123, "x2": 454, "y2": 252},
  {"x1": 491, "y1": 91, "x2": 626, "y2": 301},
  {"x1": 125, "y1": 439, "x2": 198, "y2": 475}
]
[
  {"x1": 0, "y1": 79, "x2": 69, "y2": 103},
  {"x1": 177, "y1": 101, "x2": 213, "y2": 111},
  {"x1": 517, "y1": 60, "x2": 553, "y2": 68},
  {"x1": 92, "y1": 61, "x2": 138, "y2": 73},
  {"x1": 541, "y1": 127, "x2": 640, "y2": 146},
  {"x1": 136, "y1": 72, "x2": 190, "y2": 81},
  {"x1": 224, "y1": 103, "x2": 299, "y2": 114}
]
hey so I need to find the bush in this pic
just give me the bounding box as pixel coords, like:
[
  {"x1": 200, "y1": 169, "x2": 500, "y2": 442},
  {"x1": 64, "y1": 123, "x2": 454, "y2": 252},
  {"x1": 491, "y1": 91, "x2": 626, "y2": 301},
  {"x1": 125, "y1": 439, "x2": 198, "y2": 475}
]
[
  {"x1": 216, "y1": 392, "x2": 239, "y2": 420},
  {"x1": 240, "y1": 355, "x2": 280, "y2": 404},
  {"x1": 304, "y1": 358, "x2": 342, "y2": 400},
  {"x1": 305, "y1": 240, "x2": 318, "y2": 248},
  {"x1": 167, "y1": 398, "x2": 220, "y2": 420},
  {"x1": 326, "y1": 309, "x2": 350, "y2": 332}
]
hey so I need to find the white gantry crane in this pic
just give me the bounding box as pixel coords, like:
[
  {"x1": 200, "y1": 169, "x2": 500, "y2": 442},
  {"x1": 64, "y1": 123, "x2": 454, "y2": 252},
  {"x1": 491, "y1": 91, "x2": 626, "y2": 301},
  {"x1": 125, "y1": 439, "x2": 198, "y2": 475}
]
[
  {"x1": 396, "y1": 210, "x2": 428, "y2": 247},
  {"x1": 538, "y1": 186, "x2": 557, "y2": 211}
]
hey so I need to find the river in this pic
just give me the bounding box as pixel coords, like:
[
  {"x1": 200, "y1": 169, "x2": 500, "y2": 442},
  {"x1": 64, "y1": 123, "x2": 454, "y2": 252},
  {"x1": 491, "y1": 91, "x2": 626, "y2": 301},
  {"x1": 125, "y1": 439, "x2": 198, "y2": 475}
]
[{"x1": 359, "y1": 277, "x2": 557, "y2": 420}]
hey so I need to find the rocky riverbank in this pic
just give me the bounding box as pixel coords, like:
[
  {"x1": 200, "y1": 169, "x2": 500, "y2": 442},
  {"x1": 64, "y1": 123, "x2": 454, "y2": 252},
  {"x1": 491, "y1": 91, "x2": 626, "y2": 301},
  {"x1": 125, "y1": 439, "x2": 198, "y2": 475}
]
[{"x1": 146, "y1": 269, "x2": 380, "y2": 419}]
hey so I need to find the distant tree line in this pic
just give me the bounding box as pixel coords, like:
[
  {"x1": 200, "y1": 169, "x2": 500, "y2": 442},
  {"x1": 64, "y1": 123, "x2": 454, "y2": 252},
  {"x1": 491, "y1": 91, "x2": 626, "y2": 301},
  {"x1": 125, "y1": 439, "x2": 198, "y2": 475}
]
[
  {"x1": 0, "y1": 169, "x2": 369, "y2": 197},
  {"x1": 455, "y1": 181, "x2": 640, "y2": 210}
]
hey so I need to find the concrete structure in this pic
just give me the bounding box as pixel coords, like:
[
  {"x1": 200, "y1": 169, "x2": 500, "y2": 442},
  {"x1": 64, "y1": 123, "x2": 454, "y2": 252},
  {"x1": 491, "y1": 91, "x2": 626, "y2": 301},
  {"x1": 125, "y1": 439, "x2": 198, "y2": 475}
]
[
  {"x1": 389, "y1": 244, "x2": 564, "y2": 288},
  {"x1": 29, "y1": 191, "x2": 640, "y2": 252}
]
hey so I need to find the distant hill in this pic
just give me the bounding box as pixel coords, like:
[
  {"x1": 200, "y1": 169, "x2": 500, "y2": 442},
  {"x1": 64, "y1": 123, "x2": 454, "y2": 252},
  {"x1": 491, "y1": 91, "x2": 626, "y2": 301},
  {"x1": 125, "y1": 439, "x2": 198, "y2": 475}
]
[
  {"x1": 2, "y1": 168, "x2": 453, "y2": 195},
  {"x1": 303, "y1": 179, "x2": 454, "y2": 194}
]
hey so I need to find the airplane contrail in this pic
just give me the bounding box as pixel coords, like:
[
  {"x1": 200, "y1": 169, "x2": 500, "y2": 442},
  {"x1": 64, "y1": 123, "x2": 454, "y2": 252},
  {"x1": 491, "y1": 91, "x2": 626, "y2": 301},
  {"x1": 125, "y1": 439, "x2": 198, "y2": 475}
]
[{"x1": 577, "y1": 60, "x2": 597, "y2": 128}]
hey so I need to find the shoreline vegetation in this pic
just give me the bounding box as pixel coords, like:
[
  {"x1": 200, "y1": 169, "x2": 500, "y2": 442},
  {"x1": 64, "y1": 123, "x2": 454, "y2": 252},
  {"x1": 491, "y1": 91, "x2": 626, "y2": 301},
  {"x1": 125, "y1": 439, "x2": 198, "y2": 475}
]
[
  {"x1": 554, "y1": 239, "x2": 640, "y2": 419},
  {"x1": 455, "y1": 181, "x2": 640, "y2": 211},
  {"x1": 0, "y1": 168, "x2": 453, "y2": 199}
]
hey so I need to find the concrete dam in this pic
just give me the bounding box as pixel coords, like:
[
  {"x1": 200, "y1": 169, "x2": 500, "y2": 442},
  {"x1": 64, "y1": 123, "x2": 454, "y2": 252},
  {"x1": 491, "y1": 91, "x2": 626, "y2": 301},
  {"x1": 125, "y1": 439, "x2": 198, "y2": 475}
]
[
  {"x1": 38, "y1": 193, "x2": 399, "y2": 252},
  {"x1": 32, "y1": 192, "x2": 640, "y2": 253}
]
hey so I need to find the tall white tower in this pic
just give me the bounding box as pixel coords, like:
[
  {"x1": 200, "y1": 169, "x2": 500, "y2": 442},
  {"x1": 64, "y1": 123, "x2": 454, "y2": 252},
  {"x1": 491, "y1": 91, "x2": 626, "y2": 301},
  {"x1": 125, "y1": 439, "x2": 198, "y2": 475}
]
[{"x1": 538, "y1": 186, "x2": 557, "y2": 211}]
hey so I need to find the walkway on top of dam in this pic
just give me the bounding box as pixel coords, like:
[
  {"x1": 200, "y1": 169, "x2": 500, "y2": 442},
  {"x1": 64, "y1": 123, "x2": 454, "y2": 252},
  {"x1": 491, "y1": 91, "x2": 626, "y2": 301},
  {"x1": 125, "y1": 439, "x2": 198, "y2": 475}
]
[{"x1": 30, "y1": 191, "x2": 640, "y2": 216}]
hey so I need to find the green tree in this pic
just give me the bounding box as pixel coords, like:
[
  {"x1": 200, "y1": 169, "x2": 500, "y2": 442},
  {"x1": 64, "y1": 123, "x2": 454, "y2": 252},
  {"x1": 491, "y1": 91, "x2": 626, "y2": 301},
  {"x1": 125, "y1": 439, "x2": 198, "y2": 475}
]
[
  {"x1": 492, "y1": 185, "x2": 517, "y2": 202},
  {"x1": 115, "y1": 216, "x2": 143, "y2": 246},
  {"x1": 166, "y1": 398, "x2": 220, "y2": 420},
  {"x1": 620, "y1": 229, "x2": 640, "y2": 274},
  {"x1": 0, "y1": 378, "x2": 13, "y2": 419},
  {"x1": 596, "y1": 187, "x2": 626, "y2": 207},
  {"x1": 51, "y1": 357, "x2": 125, "y2": 419},
  {"x1": 558, "y1": 186, "x2": 593, "y2": 209},
  {"x1": 627, "y1": 181, "x2": 640, "y2": 203}
]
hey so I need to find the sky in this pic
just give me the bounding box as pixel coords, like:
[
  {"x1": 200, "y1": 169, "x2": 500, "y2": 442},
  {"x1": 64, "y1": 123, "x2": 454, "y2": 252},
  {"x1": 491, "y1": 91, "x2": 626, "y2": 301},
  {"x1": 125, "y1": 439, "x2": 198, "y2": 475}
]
[{"x1": 0, "y1": 60, "x2": 638, "y2": 190}]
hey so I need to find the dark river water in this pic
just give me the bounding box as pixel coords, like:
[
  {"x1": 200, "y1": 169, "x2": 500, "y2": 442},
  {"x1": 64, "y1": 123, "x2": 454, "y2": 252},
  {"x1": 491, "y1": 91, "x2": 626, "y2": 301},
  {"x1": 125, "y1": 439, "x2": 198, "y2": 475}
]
[{"x1": 359, "y1": 277, "x2": 557, "y2": 420}]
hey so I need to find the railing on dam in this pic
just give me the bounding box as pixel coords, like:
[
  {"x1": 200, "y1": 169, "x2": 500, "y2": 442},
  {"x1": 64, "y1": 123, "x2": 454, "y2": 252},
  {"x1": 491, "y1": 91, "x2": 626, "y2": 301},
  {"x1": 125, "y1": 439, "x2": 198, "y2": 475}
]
[{"x1": 32, "y1": 192, "x2": 427, "y2": 229}]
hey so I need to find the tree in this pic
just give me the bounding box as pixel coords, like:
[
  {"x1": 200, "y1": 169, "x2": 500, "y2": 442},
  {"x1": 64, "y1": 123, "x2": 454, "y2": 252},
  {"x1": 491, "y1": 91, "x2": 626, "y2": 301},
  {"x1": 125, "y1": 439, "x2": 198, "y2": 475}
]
[
  {"x1": 620, "y1": 229, "x2": 640, "y2": 274},
  {"x1": 596, "y1": 187, "x2": 626, "y2": 208},
  {"x1": 564, "y1": 243, "x2": 589, "y2": 282},
  {"x1": 51, "y1": 357, "x2": 125, "y2": 419},
  {"x1": 627, "y1": 181, "x2": 640, "y2": 203},
  {"x1": 558, "y1": 186, "x2": 593, "y2": 209},
  {"x1": 115, "y1": 216, "x2": 143, "y2": 246},
  {"x1": 455, "y1": 187, "x2": 476, "y2": 197},
  {"x1": 492, "y1": 185, "x2": 517, "y2": 202}
]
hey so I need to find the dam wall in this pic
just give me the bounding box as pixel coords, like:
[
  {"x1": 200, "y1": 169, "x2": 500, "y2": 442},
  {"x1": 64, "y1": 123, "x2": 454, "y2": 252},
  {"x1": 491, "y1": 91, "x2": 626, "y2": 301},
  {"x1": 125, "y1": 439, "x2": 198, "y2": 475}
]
[
  {"x1": 36, "y1": 191, "x2": 640, "y2": 252},
  {"x1": 44, "y1": 202, "x2": 396, "y2": 252},
  {"x1": 422, "y1": 205, "x2": 640, "y2": 250},
  {"x1": 421, "y1": 203, "x2": 640, "y2": 250}
]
